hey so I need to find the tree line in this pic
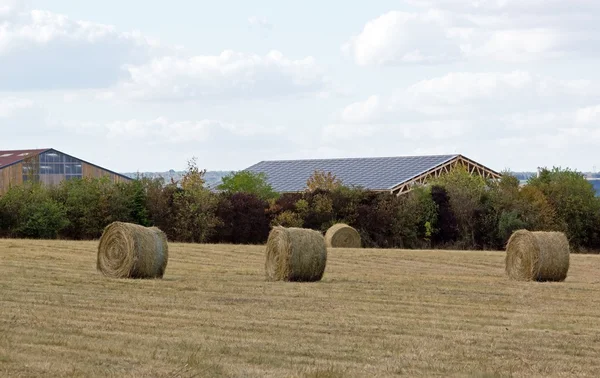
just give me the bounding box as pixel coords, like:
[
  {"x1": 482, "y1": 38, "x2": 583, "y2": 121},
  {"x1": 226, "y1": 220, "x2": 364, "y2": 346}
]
[{"x1": 1, "y1": 159, "x2": 599, "y2": 252}]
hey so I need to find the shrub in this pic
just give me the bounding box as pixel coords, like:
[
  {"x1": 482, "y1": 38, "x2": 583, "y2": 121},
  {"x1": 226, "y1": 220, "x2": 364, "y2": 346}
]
[
  {"x1": 0, "y1": 184, "x2": 69, "y2": 239},
  {"x1": 217, "y1": 170, "x2": 278, "y2": 201},
  {"x1": 527, "y1": 167, "x2": 600, "y2": 250},
  {"x1": 212, "y1": 192, "x2": 270, "y2": 244}
]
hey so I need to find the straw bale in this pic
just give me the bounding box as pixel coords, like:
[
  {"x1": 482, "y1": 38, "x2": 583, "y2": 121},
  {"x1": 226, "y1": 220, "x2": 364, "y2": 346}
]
[
  {"x1": 97, "y1": 221, "x2": 168, "y2": 279},
  {"x1": 325, "y1": 223, "x2": 361, "y2": 248},
  {"x1": 505, "y1": 229, "x2": 570, "y2": 282},
  {"x1": 265, "y1": 226, "x2": 327, "y2": 282}
]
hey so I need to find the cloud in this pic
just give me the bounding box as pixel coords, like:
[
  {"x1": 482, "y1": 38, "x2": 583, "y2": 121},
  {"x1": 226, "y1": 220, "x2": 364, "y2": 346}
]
[
  {"x1": 0, "y1": 97, "x2": 34, "y2": 117},
  {"x1": 339, "y1": 71, "x2": 600, "y2": 123},
  {"x1": 105, "y1": 118, "x2": 215, "y2": 143},
  {"x1": 345, "y1": 3, "x2": 600, "y2": 66},
  {"x1": 342, "y1": 10, "x2": 463, "y2": 66},
  {"x1": 0, "y1": 4, "x2": 328, "y2": 101},
  {"x1": 0, "y1": 7, "x2": 161, "y2": 90},
  {"x1": 117, "y1": 50, "x2": 327, "y2": 101},
  {"x1": 248, "y1": 16, "x2": 273, "y2": 29},
  {"x1": 575, "y1": 105, "x2": 600, "y2": 124},
  {"x1": 35, "y1": 115, "x2": 295, "y2": 171},
  {"x1": 323, "y1": 120, "x2": 469, "y2": 142},
  {"x1": 407, "y1": 0, "x2": 600, "y2": 16},
  {"x1": 55, "y1": 116, "x2": 286, "y2": 144},
  {"x1": 325, "y1": 70, "x2": 600, "y2": 171}
]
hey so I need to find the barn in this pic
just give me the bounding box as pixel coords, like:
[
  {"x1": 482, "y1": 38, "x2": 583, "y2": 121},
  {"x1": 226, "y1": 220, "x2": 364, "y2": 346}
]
[
  {"x1": 0, "y1": 148, "x2": 132, "y2": 195},
  {"x1": 245, "y1": 154, "x2": 501, "y2": 195}
]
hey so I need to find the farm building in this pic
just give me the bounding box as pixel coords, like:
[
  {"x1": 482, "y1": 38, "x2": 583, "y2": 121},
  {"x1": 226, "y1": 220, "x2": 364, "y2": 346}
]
[
  {"x1": 0, "y1": 148, "x2": 132, "y2": 195},
  {"x1": 245, "y1": 154, "x2": 501, "y2": 195}
]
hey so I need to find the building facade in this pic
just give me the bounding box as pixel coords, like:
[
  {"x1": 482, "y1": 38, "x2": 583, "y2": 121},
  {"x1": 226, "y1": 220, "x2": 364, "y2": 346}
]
[{"x1": 0, "y1": 148, "x2": 132, "y2": 194}]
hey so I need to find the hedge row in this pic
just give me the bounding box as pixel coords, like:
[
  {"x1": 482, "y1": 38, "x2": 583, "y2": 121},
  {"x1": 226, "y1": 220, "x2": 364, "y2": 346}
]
[{"x1": 1, "y1": 164, "x2": 599, "y2": 252}]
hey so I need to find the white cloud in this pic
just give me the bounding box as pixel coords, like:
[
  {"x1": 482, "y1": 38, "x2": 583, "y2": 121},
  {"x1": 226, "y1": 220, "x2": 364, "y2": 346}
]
[
  {"x1": 106, "y1": 118, "x2": 214, "y2": 143},
  {"x1": 340, "y1": 71, "x2": 600, "y2": 124},
  {"x1": 475, "y1": 29, "x2": 566, "y2": 62},
  {"x1": 340, "y1": 95, "x2": 382, "y2": 123},
  {"x1": 575, "y1": 105, "x2": 600, "y2": 124},
  {"x1": 323, "y1": 120, "x2": 469, "y2": 142},
  {"x1": 407, "y1": 0, "x2": 600, "y2": 16},
  {"x1": 0, "y1": 7, "x2": 161, "y2": 90},
  {"x1": 342, "y1": 10, "x2": 462, "y2": 66},
  {"x1": 248, "y1": 16, "x2": 272, "y2": 29},
  {"x1": 345, "y1": 3, "x2": 600, "y2": 66},
  {"x1": 0, "y1": 4, "x2": 328, "y2": 102},
  {"x1": 118, "y1": 50, "x2": 326, "y2": 101},
  {"x1": 100, "y1": 117, "x2": 285, "y2": 143},
  {"x1": 326, "y1": 70, "x2": 600, "y2": 171},
  {"x1": 0, "y1": 97, "x2": 33, "y2": 117}
]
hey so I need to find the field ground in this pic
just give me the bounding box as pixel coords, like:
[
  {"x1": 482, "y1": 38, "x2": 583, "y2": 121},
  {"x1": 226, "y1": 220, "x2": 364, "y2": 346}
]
[{"x1": 2, "y1": 240, "x2": 600, "y2": 378}]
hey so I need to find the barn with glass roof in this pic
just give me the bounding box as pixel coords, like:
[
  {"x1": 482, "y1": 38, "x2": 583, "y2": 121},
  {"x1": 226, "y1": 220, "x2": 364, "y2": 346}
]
[{"x1": 0, "y1": 148, "x2": 131, "y2": 194}]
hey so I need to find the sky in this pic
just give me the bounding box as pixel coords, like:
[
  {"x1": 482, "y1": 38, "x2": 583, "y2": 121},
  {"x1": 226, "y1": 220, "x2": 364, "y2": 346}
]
[{"x1": 1, "y1": 0, "x2": 600, "y2": 173}]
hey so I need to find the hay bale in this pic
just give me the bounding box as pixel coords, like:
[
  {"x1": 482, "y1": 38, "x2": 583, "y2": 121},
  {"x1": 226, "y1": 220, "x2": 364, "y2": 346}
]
[
  {"x1": 97, "y1": 221, "x2": 168, "y2": 279},
  {"x1": 325, "y1": 223, "x2": 361, "y2": 248},
  {"x1": 505, "y1": 229, "x2": 570, "y2": 282},
  {"x1": 265, "y1": 226, "x2": 327, "y2": 282}
]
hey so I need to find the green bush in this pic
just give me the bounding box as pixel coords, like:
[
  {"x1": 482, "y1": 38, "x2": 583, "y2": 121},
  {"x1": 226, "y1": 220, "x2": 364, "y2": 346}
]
[
  {"x1": 1, "y1": 161, "x2": 599, "y2": 253},
  {"x1": 0, "y1": 184, "x2": 68, "y2": 239}
]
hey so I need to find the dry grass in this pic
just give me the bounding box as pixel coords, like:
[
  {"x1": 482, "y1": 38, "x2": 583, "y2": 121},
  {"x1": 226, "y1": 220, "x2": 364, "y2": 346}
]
[{"x1": 2, "y1": 239, "x2": 600, "y2": 377}]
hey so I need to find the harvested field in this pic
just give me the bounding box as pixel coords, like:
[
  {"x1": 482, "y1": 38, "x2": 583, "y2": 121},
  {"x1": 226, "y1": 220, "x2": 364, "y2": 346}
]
[{"x1": 2, "y1": 239, "x2": 600, "y2": 377}]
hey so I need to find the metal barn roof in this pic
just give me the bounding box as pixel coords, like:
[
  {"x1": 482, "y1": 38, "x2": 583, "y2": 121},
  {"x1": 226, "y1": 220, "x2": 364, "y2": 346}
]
[
  {"x1": 245, "y1": 154, "x2": 465, "y2": 192},
  {"x1": 0, "y1": 149, "x2": 50, "y2": 168}
]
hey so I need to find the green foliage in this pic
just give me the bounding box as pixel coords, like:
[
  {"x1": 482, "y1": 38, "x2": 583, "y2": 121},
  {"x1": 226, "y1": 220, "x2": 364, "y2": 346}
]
[
  {"x1": 430, "y1": 163, "x2": 489, "y2": 248},
  {"x1": 217, "y1": 170, "x2": 278, "y2": 201},
  {"x1": 527, "y1": 167, "x2": 600, "y2": 250},
  {"x1": 170, "y1": 158, "x2": 220, "y2": 243},
  {"x1": 53, "y1": 176, "x2": 143, "y2": 240},
  {"x1": 2, "y1": 159, "x2": 600, "y2": 253},
  {"x1": 497, "y1": 210, "x2": 526, "y2": 242},
  {"x1": 0, "y1": 183, "x2": 69, "y2": 239}
]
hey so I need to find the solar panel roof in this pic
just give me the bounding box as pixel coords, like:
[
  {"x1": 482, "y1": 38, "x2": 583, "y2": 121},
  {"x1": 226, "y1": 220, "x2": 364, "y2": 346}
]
[{"x1": 245, "y1": 154, "x2": 460, "y2": 192}]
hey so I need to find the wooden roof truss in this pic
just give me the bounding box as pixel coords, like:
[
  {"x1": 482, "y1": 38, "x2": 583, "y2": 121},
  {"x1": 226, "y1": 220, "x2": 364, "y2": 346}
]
[{"x1": 390, "y1": 155, "x2": 501, "y2": 196}]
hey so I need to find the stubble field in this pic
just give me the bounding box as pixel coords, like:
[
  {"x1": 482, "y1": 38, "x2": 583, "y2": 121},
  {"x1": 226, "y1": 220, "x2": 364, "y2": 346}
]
[{"x1": 1, "y1": 239, "x2": 600, "y2": 377}]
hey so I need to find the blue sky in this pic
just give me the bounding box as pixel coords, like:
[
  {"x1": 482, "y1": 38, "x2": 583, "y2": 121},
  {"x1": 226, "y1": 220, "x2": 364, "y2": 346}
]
[{"x1": 2, "y1": 0, "x2": 600, "y2": 173}]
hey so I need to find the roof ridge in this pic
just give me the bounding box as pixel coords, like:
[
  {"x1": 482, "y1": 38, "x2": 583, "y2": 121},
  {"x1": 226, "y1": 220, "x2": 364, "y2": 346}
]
[
  {"x1": 0, "y1": 148, "x2": 51, "y2": 153},
  {"x1": 252, "y1": 154, "x2": 459, "y2": 164}
]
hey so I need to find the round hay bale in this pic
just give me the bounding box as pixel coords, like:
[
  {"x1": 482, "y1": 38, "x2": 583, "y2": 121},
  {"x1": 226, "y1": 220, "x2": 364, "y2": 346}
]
[
  {"x1": 97, "y1": 221, "x2": 168, "y2": 279},
  {"x1": 505, "y1": 229, "x2": 570, "y2": 282},
  {"x1": 325, "y1": 223, "x2": 361, "y2": 248},
  {"x1": 265, "y1": 226, "x2": 327, "y2": 282}
]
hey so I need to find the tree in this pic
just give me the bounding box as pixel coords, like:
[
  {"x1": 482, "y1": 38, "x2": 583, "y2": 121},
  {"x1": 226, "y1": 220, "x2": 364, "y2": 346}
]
[
  {"x1": 429, "y1": 163, "x2": 489, "y2": 248},
  {"x1": 212, "y1": 192, "x2": 271, "y2": 244},
  {"x1": 429, "y1": 185, "x2": 459, "y2": 246},
  {"x1": 171, "y1": 158, "x2": 220, "y2": 243},
  {"x1": 306, "y1": 170, "x2": 343, "y2": 192},
  {"x1": 527, "y1": 167, "x2": 600, "y2": 250},
  {"x1": 0, "y1": 183, "x2": 69, "y2": 239},
  {"x1": 217, "y1": 170, "x2": 278, "y2": 201},
  {"x1": 180, "y1": 157, "x2": 206, "y2": 192}
]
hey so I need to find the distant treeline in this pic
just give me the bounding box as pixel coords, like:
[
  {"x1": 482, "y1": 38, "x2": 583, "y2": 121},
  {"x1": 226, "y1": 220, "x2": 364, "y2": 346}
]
[{"x1": 1, "y1": 161, "x2": 599, "y2": 253}]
